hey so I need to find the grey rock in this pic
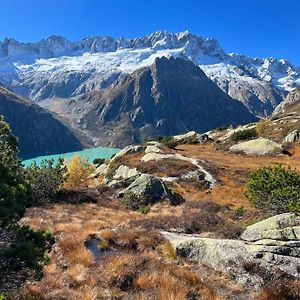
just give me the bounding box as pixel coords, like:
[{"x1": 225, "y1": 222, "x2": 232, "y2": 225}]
[
  {"x1": 273, "y1": 87, "x2": 300, "y2": 116},
  {"x1": 173, "y1": 131, "x2": 210, "y2": 144},
  {"x1": 144, "y1": 145, "x2": 163, "y2": 154},
  {"x1": 141, "y1": 152, "x2": 170, "y2": 162},
  {"x1": 111, "y1": 145, "x2": 145, "y2": 162},
  {"x1": 119, "y1": 174, "x2": 184, "y2": 206},
  {"x1": 230, "y1": 138, "x2": 282, "y2": 155},
  {"x1": 164, "y1": 213, "x2": 300, "y2": 283},
  {"x1": 113, "y1": 165, "x2": 139, "y2": 180},
  {"x1": 241, "y1": 213, "x2": 300, "y2": 241},
  {"x1": 88, "y1": 164, "x2": 108, "y2": 179},
  {"x1": 284, "y1": 129, "x2": 300, "y2": 143}
]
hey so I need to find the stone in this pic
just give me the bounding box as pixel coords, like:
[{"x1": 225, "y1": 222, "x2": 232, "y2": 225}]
[
  {"x1": 144, "y1": 145, "x2": 163, "y2": 154},
  {"x1": 284, "y1": 129, "x2": 300, "y2": 143},
  {"x1": 230, "y1": 138, "x2": 282, "y2": 155},
  {"x1": 111, "y1": 145, "x2": 145, "y2": 162},
  {"x1": 241, "y1": 213, "x2": 300, "y2": 241},
  {"x1": 113, "y1": 165, "x2": 139, "y2": 180},
  {"x1": 119, "y1": 174, "x2": 184, "y2": 206},
  {"x1": 88, "y1": 164, "x2": 108, "y2": 179},
  {"x1": 173, "y1": 131, "x2": 209, "y2": 144},
  {"x1": 163, "y1": 213, "x2": 300, "y2": 282},
  {"x1": 141, "y1": 153, "x2": 170, "y2": 162}
]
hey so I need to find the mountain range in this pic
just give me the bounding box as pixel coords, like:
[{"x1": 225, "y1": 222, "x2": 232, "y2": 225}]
[
  {"x1": 0, "y1": 31, "x2": 299, "y2": 153},
  {"x1": 40, "y1": 57, "x2": 256, "y2": 147},
  {"x1": 1, "y1": 31, "x2": 299, "y2": 117}
]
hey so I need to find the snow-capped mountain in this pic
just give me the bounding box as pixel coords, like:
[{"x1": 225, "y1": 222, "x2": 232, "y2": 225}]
[{"x1": 0, "y1": 31, "x2": 299, "y2": 116}]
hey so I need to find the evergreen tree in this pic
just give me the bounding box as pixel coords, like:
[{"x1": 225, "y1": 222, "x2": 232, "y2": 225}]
[{"x1": 0, "y1": 116, "x2": 30, "y2": 227}]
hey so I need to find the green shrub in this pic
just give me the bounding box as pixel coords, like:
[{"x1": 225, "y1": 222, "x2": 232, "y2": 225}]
[
  {"x1": 182, "y1": 136, "x2": 199, "y2": 145},
  {"x1": 246, "y1": 165, "x2": 300, "y2": 213},
  {"x1": 1, "y1": 225, "x2": 54, "y2": 279},
  {"x1": 122, "y1": 191, "x2": 151, "y2": 210},
  {"x1": 0, "y1": 116, "x2": 31, "y2": 227},
  {"x1": 157, "y1": 136, "x2": 178, "y2": 149},
  {"x1": 235, "y1": 206, "x2": 246, "y2": 218},
  {"x1": 230, "y1": 128, "x2": 258, "y2": 141},
  {"x1": 93, "y1": 158, "x2": 105, "y2": 167},
  {"x1": 0, "y1": 294, "x2": 6, "y2": 300},
  {"x1": 137, "y1": 206, "x2": 151, "y2": 214},
  {"x1": 24, "y1": 158, "x2": 66, "y2": 202}
]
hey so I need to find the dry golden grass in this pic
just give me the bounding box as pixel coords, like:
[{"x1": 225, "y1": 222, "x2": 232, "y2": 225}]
[
  {"x1": 20, "y1": 141, "x2": 300, "y2": 299},
  {"x1": 176, "y1": 143, "x2": 300, "y2": 209},
  {"x1": 67, "y1": 264, "x2": 88, "y2": 285},
  {"x1": 162, "y1": 241, "x2": 177, "y2": 259}
]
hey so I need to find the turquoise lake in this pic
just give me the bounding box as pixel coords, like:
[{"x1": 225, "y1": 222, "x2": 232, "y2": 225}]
[{"x1": 22, "y1": 147, "x2": 121, "y2": 167}]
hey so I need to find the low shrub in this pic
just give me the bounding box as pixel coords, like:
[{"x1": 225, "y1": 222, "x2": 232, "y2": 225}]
[
  {"x1": 163, "y1": 241, "x2": 177, "y2": 259},
  {"x1": 24, "y1": 158, "x2": 66, "y2": 202},
  {"x1": 0, "y1": 226, "x2": 54, "y2": 280},
  {"x1": 122, "y1": 191, "x2": 151, "y2": 210},
  {"x1": 216, "y1": 125, "x2": 230, "y2": 131},
  {"x1": 215, "y1": 223, "x2": 245, "y2": 239},
  {"x1": 256, "y1": 119, "x2": 268, "y2": 136},
  {"x1": 235, "y1": 206, "x2": 246, "y2": 218},
  {"x1": 246, "y1": 165, "x2": 300, "y2": 213},
  {"x1": 93, "y1": 158, "x2": 105, "y2": 167},
  {"x1": 157, "y1": 136, "x2": 178, "y2": 149},
  {"x1": 130, "y1": 210, "x2": 224, "y2": 234},
  {"x1": 137, "y1": 206, "x2": 151, "y2": 214},
  {"x1": 230, "y1": 128, "x2": 258, "y2": 141},
  {"x1": 182, "y1": 136, "x2": 199, "y2": 145}
]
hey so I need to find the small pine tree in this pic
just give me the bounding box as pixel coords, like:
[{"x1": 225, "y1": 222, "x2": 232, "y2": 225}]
[
  {"x1": 24, "y1": 158, "x2": 66, "y2": 202},
  {"x1": 247, "y1": 165, "x2": 300, "y2": 214}
]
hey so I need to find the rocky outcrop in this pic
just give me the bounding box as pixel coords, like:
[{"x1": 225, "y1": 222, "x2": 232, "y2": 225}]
[
  {"x1": 241, "y1": 213, "x2": 300, "y2": 241},
  {"x1": 273, "y1": 88, "x2": 300, "y2": 116},
  {"x1": 230, "y1": 138, "x2": 282, "y2": 155},
  {"x1": 144, "y1": 145, "x2": 163, "y2": 154},
  {"x1": 284, "y1": 129, "x2": 300, "y2": 143},
  {"x1": 111, "y1": 145, "x2": 145, "y2": 162},
  {"x1": 164, "y1": 214, "x2": 300, "y2": 283},
  {"x1": 88, "y1": 164, "x2": 108, "y2": 179},
  {"x1": 173, "y1": 131, "x2": 209, "y2": 144},
  {"x1": 0, "y1": 85, "x2": 82, "y2": 158},
  {"x1": 119, "y1": 174, "x2": 184, "y2": 206}
]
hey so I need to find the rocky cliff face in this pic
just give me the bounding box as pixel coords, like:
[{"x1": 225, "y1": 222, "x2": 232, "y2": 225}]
[
  {"x1": 0, "y1": 85, "x2": 82, "y2": 158},
  {"x1": 273, "y1": 87, "x2": 300, "y2": 116},
  {"x1": 0, "y1": 31, "x2": 299, "y2": 116},
  {"x1": 42, "y1": 57, "x2": 256, "y2": 147}
]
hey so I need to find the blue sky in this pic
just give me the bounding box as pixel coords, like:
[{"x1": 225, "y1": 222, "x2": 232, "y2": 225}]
[{"x1": 0, "y1": 0, "x2": 299, "y2": 65}]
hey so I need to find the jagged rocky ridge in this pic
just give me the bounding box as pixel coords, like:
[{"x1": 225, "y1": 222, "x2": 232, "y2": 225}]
[
  {"x1": 273, "y1": 87, "x2": 300, "y2": 116},
  {"x1": 0, "y1": 31, "x2": 299, "y2": 116},
  {"x1": 42, "y1": 57, "x2": 256, "y2": 147},
  {"x1": 0, "y1": 85, "x2": 82, "y2": 158}
]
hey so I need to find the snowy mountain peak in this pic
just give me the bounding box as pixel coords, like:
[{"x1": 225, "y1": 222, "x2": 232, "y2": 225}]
[{"x1": 0, "y1": 31, "x2": 299, "y2": 117}]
